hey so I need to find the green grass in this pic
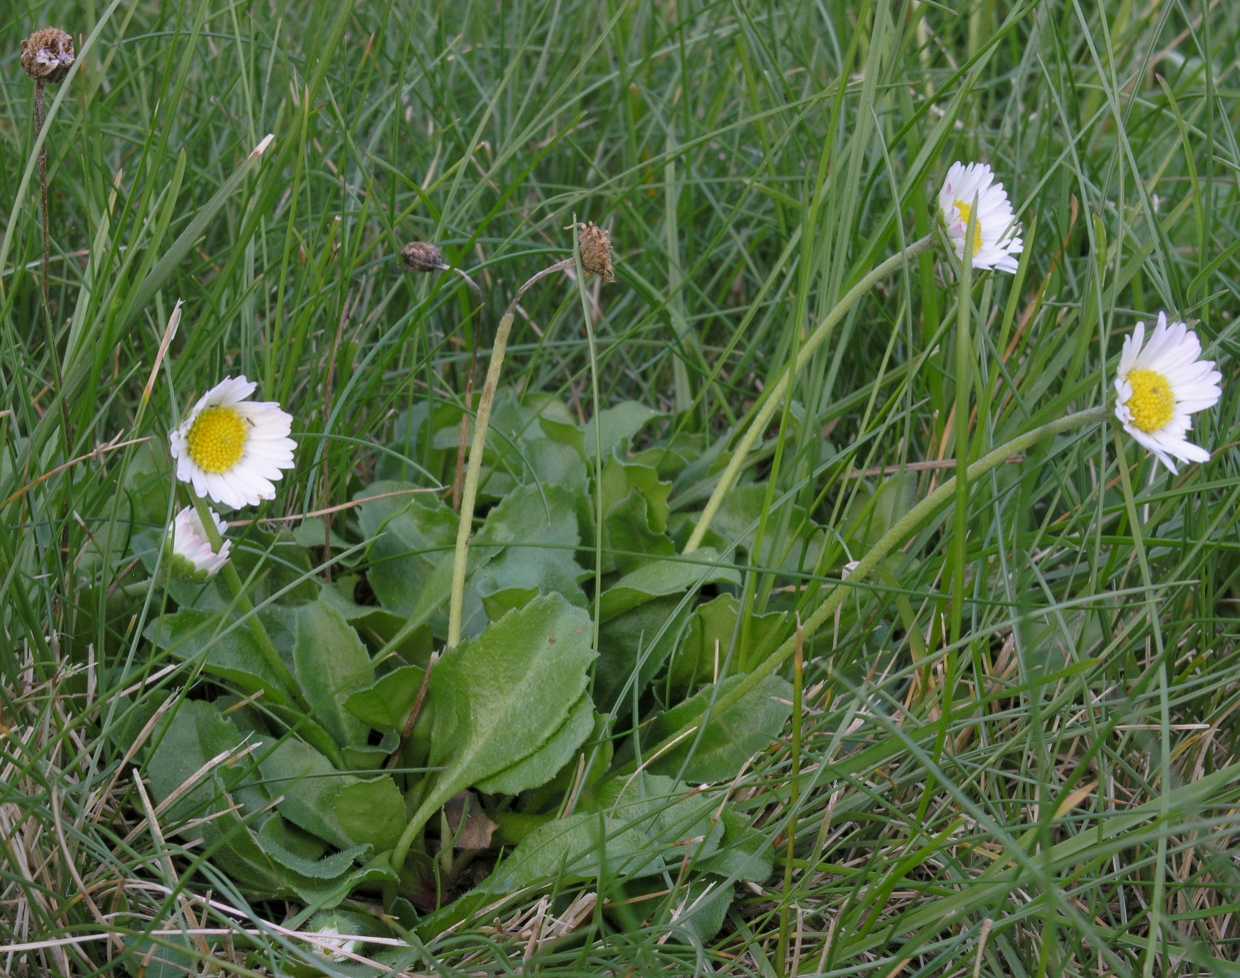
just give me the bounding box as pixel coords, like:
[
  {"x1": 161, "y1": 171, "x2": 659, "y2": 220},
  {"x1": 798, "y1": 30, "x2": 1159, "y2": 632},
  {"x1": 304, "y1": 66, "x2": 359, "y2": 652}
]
[{"x1": 3, "y1": 1, "x2": 1240, "y2": 976}]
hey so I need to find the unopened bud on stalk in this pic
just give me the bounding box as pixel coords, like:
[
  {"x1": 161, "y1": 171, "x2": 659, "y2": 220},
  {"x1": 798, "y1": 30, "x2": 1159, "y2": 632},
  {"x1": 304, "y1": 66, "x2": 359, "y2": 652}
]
[
  {"x1": 577, "y1": 222, "x2": 615, "y2": 283},
  {"x1": 20, "y1": 28, "x2": 75, "y2": 84},
  {"x1": 401, "y1": 241, "x2": 448, "y2": 273}
]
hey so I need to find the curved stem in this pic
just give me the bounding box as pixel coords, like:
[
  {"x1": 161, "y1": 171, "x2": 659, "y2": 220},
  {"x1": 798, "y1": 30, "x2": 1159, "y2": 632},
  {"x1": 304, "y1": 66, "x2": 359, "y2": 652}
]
[
  {"x1": 684, "y1": 235, "x2": 934, "y2": 553},
  {"x1": 642, "y1": 406, "x2": 1108, "y2": 768},
  {"x1": 446, "y1": 259, "x2": 572, "y2": 648},
  {"x1": 188, "y1": 493, "x2": 304, "y2": 708}
]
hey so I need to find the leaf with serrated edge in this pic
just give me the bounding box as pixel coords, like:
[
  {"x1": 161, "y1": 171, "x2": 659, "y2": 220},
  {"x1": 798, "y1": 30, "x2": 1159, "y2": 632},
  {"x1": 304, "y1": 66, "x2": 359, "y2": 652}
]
[
  {"x1": 475, "y1": 693, "x2": 594, "y2": 795},
  {"x1": 407, "y1": 593, "x2": 596, "y2": 839},
  {"x1": 599, "y1": 549, "x2": 740, "y2": 622},
  {"x1": 647, "y1": 673, "x2": 792, "y2": 783}
]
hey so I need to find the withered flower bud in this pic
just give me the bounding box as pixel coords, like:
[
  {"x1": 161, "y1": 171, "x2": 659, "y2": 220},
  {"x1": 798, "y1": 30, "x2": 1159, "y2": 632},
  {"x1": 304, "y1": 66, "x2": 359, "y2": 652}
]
[
  {"x1": 21, "y1": 28, "x2": 75, "y2": 84},
  {"x1": 401, "y1": 241, "x2": 447, "y2": 273},
  {"x1": 577, "y1": 222, "x2": 615, "y2": 283}
]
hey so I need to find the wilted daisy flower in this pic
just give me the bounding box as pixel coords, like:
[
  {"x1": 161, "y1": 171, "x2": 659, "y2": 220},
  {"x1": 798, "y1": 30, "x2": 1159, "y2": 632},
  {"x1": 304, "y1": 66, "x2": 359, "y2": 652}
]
[
  {"x1": 938, "y1": 162, "x2": 1023, "y2": 273},
  {"x1": 1114, "y1": 312, "x2": 1221, "y2": 474},
  {"x1": 169, "y1": 506, "x2": 230, "y2": 579},
  {"x1": 169, "y1": 377, "x2": 296, "y2": 509}
]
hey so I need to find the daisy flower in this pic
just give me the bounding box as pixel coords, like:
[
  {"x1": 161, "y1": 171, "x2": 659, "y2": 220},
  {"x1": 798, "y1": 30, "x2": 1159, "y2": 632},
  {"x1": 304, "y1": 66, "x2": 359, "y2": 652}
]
[
  {"x1": 1114, "y1": 312, "x2": 1222, "y2": 474},
  {"x1": 169, "y1": 376, "x2": 296, "y2": 509},
  {"x1": 938, "y1": 162, "x2": 1023, "y2": 273},
  {"x1": 312, "y1": 927, "x2": 359, "y2": 962},
  {"x1": 169, "y1": 506, "x2": 231, "y2": 579}
]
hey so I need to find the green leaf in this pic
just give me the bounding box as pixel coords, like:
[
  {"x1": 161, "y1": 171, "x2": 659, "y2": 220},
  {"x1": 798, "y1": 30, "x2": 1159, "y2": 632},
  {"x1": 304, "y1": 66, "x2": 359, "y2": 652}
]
[
  {"x1": 471, "y1": 485, "x2": 587, "y2": 618},
  {"x1": 258, "y1": 739, "x2": 404, "y2": 852},
  {"x1": 599, "y1": 549, "x2": 740, "y2": 622},
  {"x1": 288, "y1": 600, "x2": 374, "y2": 749},
  {"x1": 258, "y1": 739, "x2": 354, "y2": 849},
  {"x1": 583, "y1": 772, "x2": 721, "y2": 859},
  {"x1": 344, "y1": 665, "x2": 424, "y2": 732},
  {"x1": 481, "y1": 773, "x2": 719, "y2": 895},
  {"x1": 645, "y1": 674, "x2": 793, "y2": 783},
  {"x1": 595, "y1": 596, "x2": 693, "y2": 710},
  {"x1": 409, "y1": 593, "x2": 597, "y2": 834},
  {"x1": 479, "y1": 811, "x2": 656, "y2": 893},
  {"x1": 711, "y1": 484, "x2": 828, "y2": 573},
  {"x1": 695, "y1": 809, "x2": 774, "y2": 882},
  {"x1": 335, "y1": 780, "x2": 407, "y2": 852},
  {"x1": 256, "y1": 817, "x2": 370, "y2": 880},
  {"x1": 661, "y1": 879, "x2": 733, "y2": 945},
  {"x1": 145, "y1": 610, "x2": 294, "y2": 705},
  {"x1": 584, "y1": 402, "x2": 662, "y2": 458},
  {"x1": 146, "y1": 700, "x2": 252, "y2": 824},
  {"x1": 144, "y1": 702, "x2": 288, "y2": 895},
  {"x1": 358, "y1": 483, "x2": 458, "y2": 623},
  {"x1": 475, "y1": 693, "x2": 594, "y2": 795},
  {"x1": 598, "y1": 455, "x2": 675, "y2": 573},
  {"x1": 667, "y1": 594, "x2": 787, "y2": 695}
]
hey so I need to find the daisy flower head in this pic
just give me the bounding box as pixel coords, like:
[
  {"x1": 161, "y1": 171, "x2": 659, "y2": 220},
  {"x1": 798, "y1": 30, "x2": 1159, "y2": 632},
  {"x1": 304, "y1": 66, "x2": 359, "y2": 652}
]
[
  {"x1": 169, "y1": 376, "x2": 296, "y2": 509},
  {"x1": 1114, "y1": 312, "x2": 1222, "y2": 474},
  {"x1": 169, "y1": 506, "x2": 231, "y2": 579},
  {"x1": 938, "y1": 162, "x2": 1023, "y2": 273}
]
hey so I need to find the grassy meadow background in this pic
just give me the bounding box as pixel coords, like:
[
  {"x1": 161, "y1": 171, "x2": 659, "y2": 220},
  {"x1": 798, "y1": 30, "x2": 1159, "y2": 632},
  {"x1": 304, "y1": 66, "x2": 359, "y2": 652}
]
[{"x1": 2, "y1": 0, "x2": 1240, "y2": 975}]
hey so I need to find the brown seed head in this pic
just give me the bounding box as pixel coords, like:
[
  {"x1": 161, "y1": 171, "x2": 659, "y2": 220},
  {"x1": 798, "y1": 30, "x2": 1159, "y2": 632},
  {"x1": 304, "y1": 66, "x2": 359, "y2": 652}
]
[
  {"x1": 21, "y1": 28, "x2": 75, "y2": 84},
  {"x1": 577, "y1": 222, "x2": 615, "y2": 283},
  {"x1": 401, "y1": 241, "x2": 447, "y2": 273}
]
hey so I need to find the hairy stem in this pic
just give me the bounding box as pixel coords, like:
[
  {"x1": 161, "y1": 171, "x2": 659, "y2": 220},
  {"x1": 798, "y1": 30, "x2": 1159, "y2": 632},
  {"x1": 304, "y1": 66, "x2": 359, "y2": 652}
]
[
  {"x1": 34, "y1": 80, "x2": 50, "y2": 306},
  {"x1": 446, "y1": 258, "x2": 572, "y2": 648},
  {"x1": 684, "y1": 234, "x2": 934, "y2": 553},
  {"x1": 188, "y1": 493, "x2": 305, "y2": 709}
]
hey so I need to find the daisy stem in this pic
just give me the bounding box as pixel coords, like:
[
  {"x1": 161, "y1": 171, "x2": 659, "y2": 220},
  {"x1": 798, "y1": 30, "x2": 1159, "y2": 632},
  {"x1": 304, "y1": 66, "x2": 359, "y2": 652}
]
[
  {"x1": 683, "y1": 234, "x2": 934, "y2": 555},
  {"x1": 188, "y1": 492, "x2": 304, "y2": 707},
  {"x1": 635, "y1": 405, "x2": 1108, "y2": 772},
  {"x1": 446, "y1": 258, "x2": 574, "y2": 649}
]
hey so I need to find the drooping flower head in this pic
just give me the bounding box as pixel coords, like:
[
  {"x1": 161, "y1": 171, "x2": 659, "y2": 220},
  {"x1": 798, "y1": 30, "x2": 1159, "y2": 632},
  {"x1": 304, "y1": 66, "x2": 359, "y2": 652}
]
[
  {"x1": 1114, "y1": 312, "x2": 1221, "y2": 474},
  {"x1": 169, "y1": 376, "x2": 296, "y2": 509},
  {"x1": 938, "y1": 162, "x2": 1023, "y2": 273},
  {"x1": 169, "y1": 506, "x2": 231, "y2": 579}
]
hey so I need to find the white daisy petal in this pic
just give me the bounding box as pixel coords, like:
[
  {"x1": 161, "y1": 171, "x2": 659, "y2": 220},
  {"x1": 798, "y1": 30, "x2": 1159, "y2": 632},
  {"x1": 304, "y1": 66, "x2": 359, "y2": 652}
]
[
  {"x1": 1114, "y1": 314, "x2": 1221, "y2": 474},
  {"x1": 169, "y1": 376, "x2": 298, "y2": 510},
  {"x1": 169, "y1": 506, "x2": 231, "y2": 579},
  {"x1": 938, "y1": 161, "x2": 1023, "y2": 273}
]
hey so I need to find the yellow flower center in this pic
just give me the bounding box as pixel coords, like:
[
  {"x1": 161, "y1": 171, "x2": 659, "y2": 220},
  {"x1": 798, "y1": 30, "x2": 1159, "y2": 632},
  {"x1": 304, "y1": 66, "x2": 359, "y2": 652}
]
[
  {"x1": 1125, "y1": 369, "x2": 1176, "y2": 434},
  {"x1": 186, "y1": 406, "x2": 248, "y2": 473},
  {"x1": 953, "y1": 200, "x2": 983, "y2": 255}
]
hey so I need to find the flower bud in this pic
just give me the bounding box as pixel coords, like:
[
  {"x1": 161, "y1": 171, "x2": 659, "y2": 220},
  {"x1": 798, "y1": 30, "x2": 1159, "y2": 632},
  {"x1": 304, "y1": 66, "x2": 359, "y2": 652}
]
[
  {"x1": 168, "y1": 506, "x2": 231, "y2": 580},
  {"x1": 577, "y1": 222, "x2": 615, "y2": 283},
  {"x1": 20, "y1": 28, "x2": 75, "y2": 84},
  {"x1": 401, "y1": 241, "x2": 447, "y2": 273}
]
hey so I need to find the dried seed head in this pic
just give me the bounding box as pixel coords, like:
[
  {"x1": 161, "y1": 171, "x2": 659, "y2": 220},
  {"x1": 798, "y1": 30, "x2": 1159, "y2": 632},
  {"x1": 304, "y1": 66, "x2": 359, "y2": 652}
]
[
  {"x1": 401, "y1": 241, "x2": 447, "y2": 273},
  {"x1": 577, "y1": 222, "x2": 615, "y2": 283},
  {"x1": 21, "y1": 28, "x2": 75, "y2": 84}
]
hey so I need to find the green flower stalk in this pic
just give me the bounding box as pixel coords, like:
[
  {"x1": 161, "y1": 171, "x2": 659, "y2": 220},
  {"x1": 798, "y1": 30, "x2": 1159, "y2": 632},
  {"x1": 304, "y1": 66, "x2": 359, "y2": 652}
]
[{"x1": 684, "y1": 234, "x2": 934, "y2": 554}]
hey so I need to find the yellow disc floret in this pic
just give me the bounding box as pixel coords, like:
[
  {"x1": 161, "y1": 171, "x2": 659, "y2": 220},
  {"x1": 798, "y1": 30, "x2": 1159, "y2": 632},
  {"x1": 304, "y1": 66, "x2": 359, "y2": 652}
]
[
  {"x1": 1125, "y1": 369, "x2": 1176, "y2": 434},
  {"x1": 953, "y1": 200, "x2": 984, "y2": 255},
  {"x1": 186, "y1": 406, "x2": 249, "y2": 473}
]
